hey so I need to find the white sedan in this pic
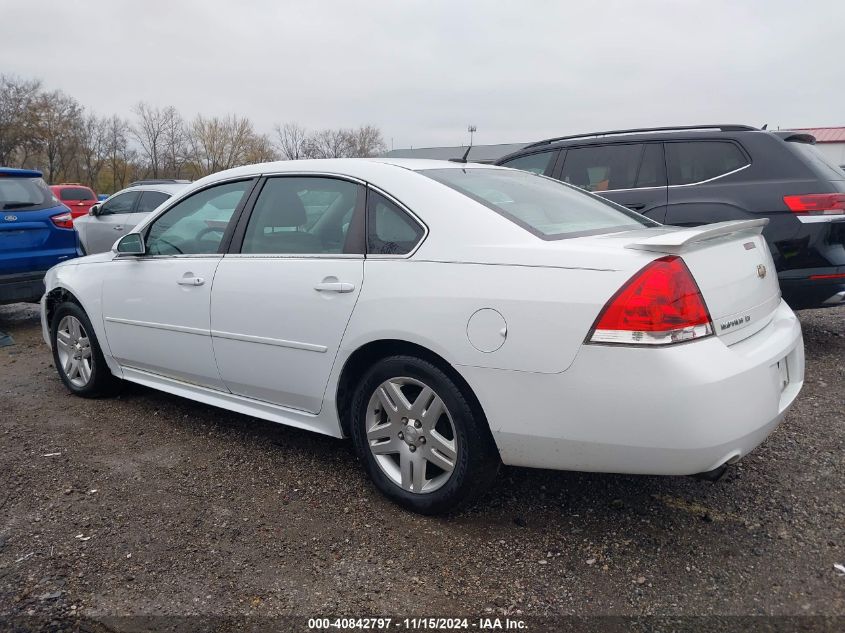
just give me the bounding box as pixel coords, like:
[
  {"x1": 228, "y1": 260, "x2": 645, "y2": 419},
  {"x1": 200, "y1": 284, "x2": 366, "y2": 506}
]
[{"x1": 40, "y1": 158, "x2": 804, "y2": 514}]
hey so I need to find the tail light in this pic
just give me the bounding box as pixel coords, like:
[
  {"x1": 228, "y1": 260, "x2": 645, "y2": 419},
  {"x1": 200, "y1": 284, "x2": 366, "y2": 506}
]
[
  {"x1": 783, "y1": 193, "x2": 845, "y2": 215},
  {"x1": 50, "y1": 211, "x2": 74, "y2": 229},
  {"x1": 588, "y1": 255, "x2": 713, "y2": 346}
]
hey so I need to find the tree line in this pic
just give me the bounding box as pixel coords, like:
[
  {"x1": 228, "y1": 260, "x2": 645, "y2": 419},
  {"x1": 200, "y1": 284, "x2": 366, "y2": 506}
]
[{"x1": 0, "y1": 75, "x2": 387, "y2": 194}]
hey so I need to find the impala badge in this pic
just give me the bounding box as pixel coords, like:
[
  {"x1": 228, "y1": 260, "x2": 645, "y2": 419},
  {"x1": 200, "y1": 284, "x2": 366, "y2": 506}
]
[
  {"x1": 757, "y1": 264, "x2": 767, "y2": 279},
  {"x1": 4, "y1": 215, "x2": 17, "y2": 221}
]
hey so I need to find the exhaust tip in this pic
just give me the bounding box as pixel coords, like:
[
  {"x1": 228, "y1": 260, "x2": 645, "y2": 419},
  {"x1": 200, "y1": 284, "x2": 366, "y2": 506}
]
[{"x1": 691, "y1": 463, "x2": 729, "y2": 482}]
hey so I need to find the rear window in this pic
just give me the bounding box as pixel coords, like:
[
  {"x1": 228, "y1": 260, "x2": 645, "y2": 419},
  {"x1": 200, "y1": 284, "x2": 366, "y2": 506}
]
[
  {"x1": 788, "y1": 142, "x2": 845, "y2": 180},
  {"x1": 0, "y1": 176, "x2": 58, "y2": 212},
  {"x1": 59, "y1": 187, "x2": 95, "y2": 201},
  {"x1": 421, "y1": 168, "x2": 657, "y2": 240}
]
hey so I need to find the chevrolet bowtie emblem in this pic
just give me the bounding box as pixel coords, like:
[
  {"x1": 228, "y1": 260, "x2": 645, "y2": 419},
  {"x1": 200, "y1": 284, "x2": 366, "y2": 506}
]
[{"x1": 757, "y1": 264, "x2": 767, "y2": 279}]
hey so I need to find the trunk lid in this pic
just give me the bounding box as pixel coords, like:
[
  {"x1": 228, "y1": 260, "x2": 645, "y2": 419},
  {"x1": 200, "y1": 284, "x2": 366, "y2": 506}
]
[{"x1": 622, "y1": 220, "x2": 781, "y2": 344}]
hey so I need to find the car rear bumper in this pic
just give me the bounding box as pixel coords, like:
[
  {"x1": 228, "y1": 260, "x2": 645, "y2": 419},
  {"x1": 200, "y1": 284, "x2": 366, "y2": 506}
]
[
  {"x1": 460, "y1": 300, "x2": 804, "y2": 475},
  {"x1": 0, "y1": 270, "x2": 47, "y2": 305},
  {"x1": 778, "y1": 269, "x2": 845, "y2": 309}
]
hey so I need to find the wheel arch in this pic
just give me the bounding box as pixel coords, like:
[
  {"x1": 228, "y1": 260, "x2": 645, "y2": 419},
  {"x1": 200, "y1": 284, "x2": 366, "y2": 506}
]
[
  {"x1": 335, "y1": 339, "x2": 491, "y2": 441},
  {"x1": 44, "y1": 285, "x2": 86, "y2": 333}
]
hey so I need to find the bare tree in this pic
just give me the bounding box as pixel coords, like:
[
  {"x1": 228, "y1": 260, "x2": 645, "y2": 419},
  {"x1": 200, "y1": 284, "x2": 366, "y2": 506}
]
[
  {"x1": 34, "y1": 90, "x2": 84, "y2": 182},
  {"x1": 0, "y1": 75, "x2": 42, "y2": 166},
  {"x1": 77, "y1": 113, "x2": 109, "y2": 189},
  {"x1": 186, "y1": 114, "x2": 273, "y2": 177},
  {"x1": 274, "y1": 122, "x2": 309, "y2": 160},
  {"x1": 303, "y1": 128, "x2": 355, "y2": 159},
  {"x1": 349, "y1": 124, "x2": 386, "y2": 157},
  {"x1": 105, "y1": 115, "x2": 133, "y2": 192},
  {"x1": 131, "y1": 102, "x2": 168, "y2": 178},
  {"x1": 160, "y1": 106, "x2": 187, "y2": 178}
]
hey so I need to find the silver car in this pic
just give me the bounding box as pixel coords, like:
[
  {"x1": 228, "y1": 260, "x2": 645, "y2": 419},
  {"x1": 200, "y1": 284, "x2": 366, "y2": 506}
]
[{"x1": 74, "y1": 183, "x2": 188, "y2": 254}]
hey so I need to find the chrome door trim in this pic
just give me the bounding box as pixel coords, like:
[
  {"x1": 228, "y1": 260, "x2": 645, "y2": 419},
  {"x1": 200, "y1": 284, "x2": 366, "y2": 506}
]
[{"x1": 210, "y1": 329, "x2": 328, "y2": 353}]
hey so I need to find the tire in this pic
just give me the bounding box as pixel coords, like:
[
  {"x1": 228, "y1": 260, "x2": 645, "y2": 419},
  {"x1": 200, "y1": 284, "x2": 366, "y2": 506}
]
[
  {"x1": 50, "y1": 301, "x2": 120, "y2": 398},
  {"x1": 350, "y1": 355, "x2": 500, "y2": 515}
]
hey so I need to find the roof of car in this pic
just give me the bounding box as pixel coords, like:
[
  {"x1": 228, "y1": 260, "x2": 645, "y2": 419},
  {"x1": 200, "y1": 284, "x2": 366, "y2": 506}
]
[
  {"x1": 106, "y1": 182, "x2": 189, "y2": 199},
  {"x1": 188, "y1": 158, "x2": 505, "y2": 189},
  {"x1": 0, "y1": 167, "x2": 43, "y2": 178}
]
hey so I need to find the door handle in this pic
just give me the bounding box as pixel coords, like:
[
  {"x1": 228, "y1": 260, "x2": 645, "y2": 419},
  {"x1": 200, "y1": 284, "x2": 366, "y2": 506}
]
[
  {"x1": 113, "y1": 225, "x2": 124, "y2": 230},
  {"x1": 177, "y1": 275, "x2": 205, "y2": 286},
  {"x1": 624, "y1": 203, "x2": 646, "y2": 211},
  {"x1": 314, "y1": 281, "x2": 355, "y2": 293}
]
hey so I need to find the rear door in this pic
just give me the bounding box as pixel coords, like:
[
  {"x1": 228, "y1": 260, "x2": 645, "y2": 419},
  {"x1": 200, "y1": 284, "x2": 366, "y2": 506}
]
[
  {"x1": 210, "y1": 175, "x2": 366, "y2": 413},
  {"x1": 664, "y1": 140, "x2": 752, "y2": 226},
  {"x1": 555, "y1": 143, "x2": 669, "y2": 222}
]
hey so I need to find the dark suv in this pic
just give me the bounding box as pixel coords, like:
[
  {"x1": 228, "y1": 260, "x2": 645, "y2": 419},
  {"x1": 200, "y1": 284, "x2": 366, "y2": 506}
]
[{"x1": 496, "y1": 125, "x2": 845, "y2": 309}]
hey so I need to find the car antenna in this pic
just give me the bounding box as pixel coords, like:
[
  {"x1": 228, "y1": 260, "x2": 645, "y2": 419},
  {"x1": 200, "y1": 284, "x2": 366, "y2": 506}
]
[
  {"x1": 449, "y1": 125, "x2": 476, "y2": 163},
  {"x1": 449, "y1": 144, "x2": 473, "y2": 164}
]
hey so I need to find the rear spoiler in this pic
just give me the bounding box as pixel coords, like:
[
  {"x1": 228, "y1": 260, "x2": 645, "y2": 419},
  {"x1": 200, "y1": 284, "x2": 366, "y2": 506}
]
[{"x1": 626, "y1": 219, "x2": 768, "y2": 253}]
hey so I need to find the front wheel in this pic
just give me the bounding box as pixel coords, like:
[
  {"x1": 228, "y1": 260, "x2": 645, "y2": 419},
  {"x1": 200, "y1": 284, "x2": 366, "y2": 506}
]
[
  {"x1": 50, "y1": 301, "x2": 120, "y2": 397},
  {"x1": 350, "y1": 355, "x2": 499, "y2": 514}
]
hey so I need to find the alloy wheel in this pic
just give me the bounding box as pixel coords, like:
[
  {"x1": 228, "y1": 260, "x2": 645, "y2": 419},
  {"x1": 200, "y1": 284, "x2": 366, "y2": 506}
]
[
  {"x1": 365, "y1": 376, "x2": 458, "y2": 494},
  {"x1": 56, "y1": 315, "x2": 93, "y2": 388}
]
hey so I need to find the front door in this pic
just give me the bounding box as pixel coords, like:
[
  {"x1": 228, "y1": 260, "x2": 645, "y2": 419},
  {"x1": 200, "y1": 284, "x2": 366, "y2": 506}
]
[
  {"x1": 210, "y1": 175, "x2": 365, "y2": 413},
  {"x1": 101, "y1": 179, "x2": 255, "y2": 389},
  {"x1": 86, "y1": 190, "x2": 139, "y2": 253}
]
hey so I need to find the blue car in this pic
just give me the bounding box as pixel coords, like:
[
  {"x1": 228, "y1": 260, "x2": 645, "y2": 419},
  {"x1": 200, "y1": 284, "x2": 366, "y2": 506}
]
[{"x1": 0, "y1": 168, "x2": 80, "y2": 305}]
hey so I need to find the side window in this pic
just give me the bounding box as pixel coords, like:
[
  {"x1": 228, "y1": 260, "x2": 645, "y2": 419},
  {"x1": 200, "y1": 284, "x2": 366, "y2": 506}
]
[
  {"x1": 560, "y1": 144, "x2": 642, "y2": 192},
  {"x1": 100, "y1": 191, "x2": 140, "y2": 215},
  {"x1": 367, "y1": 191, "x2": 424, "y2": 256},
  {"x1": 241, "y1": 177, "x2": 361, "y2": 255},
  {"x1": 135, "y1": 191, "x2": 171, "y2": 213},
  {"x1": 500, "y1": 151, "x2": 557, "y2": 175},
  {"x1": 666, "y1": 141, "x2": 749, "y2": 185},
  {"x1": 635, "y1": 144, "x2": 666, "y2": 188},
  {"x1": 146, "y1": 180, "x2": 251, "y2": 255}
]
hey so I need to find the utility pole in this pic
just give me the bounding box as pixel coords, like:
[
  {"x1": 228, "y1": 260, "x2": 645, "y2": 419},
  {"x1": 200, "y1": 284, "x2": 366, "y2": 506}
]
[{"x1": 468, "y1": 125, "x2": 477, "y2": 146}]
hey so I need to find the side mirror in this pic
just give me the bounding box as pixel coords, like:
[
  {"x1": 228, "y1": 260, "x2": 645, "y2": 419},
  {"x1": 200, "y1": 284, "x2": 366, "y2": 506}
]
[
  {"x1": 89, "y1": 203, "x2": 101, "y2": 216},
  {"x1": 114, "y1": 232, "x2": 145, "y2": 256}
]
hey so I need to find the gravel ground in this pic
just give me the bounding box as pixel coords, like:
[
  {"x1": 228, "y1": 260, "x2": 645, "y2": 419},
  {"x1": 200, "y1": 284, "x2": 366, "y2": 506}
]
[{"x1": 0, "y1": 302, "x2": 843, "y2": 625}]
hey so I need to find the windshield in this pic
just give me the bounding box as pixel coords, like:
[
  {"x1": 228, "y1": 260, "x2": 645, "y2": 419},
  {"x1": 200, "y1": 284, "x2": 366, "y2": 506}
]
[
  {"x1": 0, "y1": 176, "x2": 58, "y2": 211},
  {"x1": 420, "y1": 168, "x2": 658, "y2": 239}
]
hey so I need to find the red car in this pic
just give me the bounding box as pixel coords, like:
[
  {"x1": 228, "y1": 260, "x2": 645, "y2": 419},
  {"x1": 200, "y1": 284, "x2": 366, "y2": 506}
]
[{"x1": 49, "y1": 184, "x2": 98, "y2": 218}]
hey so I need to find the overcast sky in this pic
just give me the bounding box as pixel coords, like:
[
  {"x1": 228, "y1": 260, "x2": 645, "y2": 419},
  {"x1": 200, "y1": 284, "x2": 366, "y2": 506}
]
[{"x1": 2, "y1": 0, "x2": 843, "y2": 149}]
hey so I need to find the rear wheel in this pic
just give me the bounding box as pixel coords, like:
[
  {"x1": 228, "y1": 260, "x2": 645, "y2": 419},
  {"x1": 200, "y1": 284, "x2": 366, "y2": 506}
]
[
  {"x1": 50, "y1": 301, "x2": 120, "y2": 397},
  {"x1": 350, "y1": 355, "x2": 499, "y2": 514}
]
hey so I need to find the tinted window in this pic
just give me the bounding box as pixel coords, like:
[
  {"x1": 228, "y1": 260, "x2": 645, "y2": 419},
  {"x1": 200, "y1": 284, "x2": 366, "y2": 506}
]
[
  {"x1": 0, "y1": 177, "x2": 56, "y2": 212},
  {"x1": 635, "y1": 144, "x2": 666, "y2": 188},
  {"x1": 560, "y1": 144, "x2": 643, "y2": 192},
  {"x1": 100, "y1": 191, "x2": 140, "y2": 214},
  {"x1": 666, "y1": 141, "x2": 748, "y2": 185},
  {"x1": 500, "y1": 151, "x2": 557, "y2": 175},
  {"x1": 787, "y1": 142, "x2": 845, "y2": 180},
  {"x1": 422, "y1": 168, "x2": 656, "y2": 240},
  {"x1": 242, "y1": 177, "x2": 361, "y2": 255},
  {"x1": 59, "y1": 187, "x2": 96, "y2": 201},
  {"x1": 135, "y1": 190, "x2": 171, "y2": 213},
  {"x1": 146, "y1": 180, "x2": 251, "y2": 255},
  {"x1": 367, "y1": 192, "x2": 424, "y2": 255}
]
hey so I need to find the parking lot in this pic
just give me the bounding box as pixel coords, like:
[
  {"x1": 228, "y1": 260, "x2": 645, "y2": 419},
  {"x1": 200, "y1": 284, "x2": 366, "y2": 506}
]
[{"x1": 0, "y1": 302, "x2": 843, "y2": 621}]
